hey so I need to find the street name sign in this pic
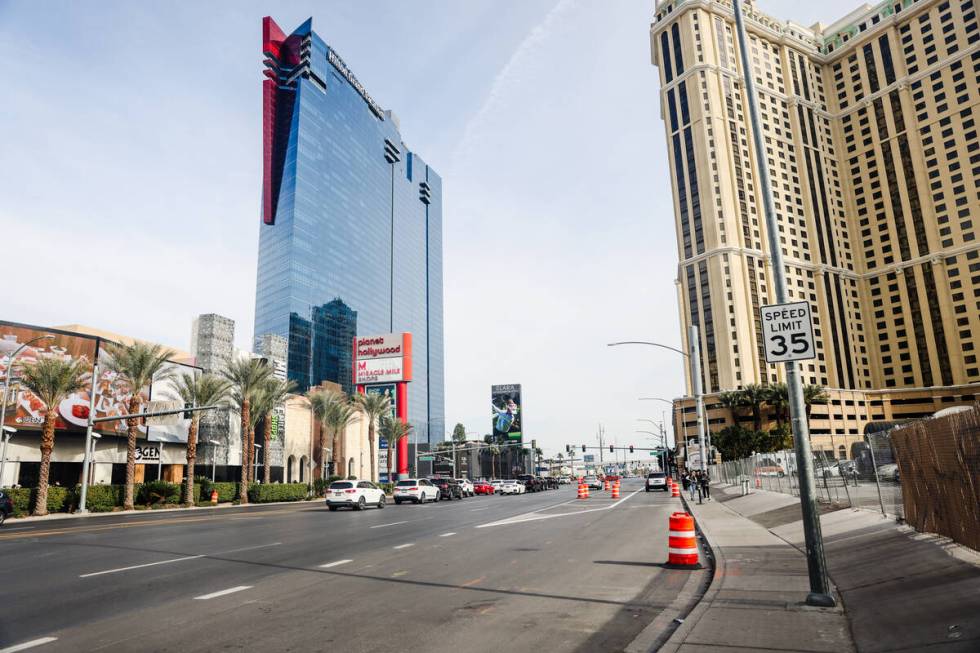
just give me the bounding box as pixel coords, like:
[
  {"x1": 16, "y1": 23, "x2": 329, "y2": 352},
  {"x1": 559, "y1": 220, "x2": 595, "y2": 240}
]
[
  {"x1": 419, "y1": 455, "x2": 434, "y2": 461},
  {"x1": 760, "y1": 301, "x2": 817, "y2": 363}
]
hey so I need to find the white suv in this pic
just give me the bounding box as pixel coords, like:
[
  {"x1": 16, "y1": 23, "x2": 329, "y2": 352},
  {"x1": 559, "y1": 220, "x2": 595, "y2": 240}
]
[
  {"x1": 393, "y1": 478, "x2": 440, "y2": 504},
  {"x1": 500, "y1": 480, "x2": 525, "y2": 495},
  {"x1": 327, "y1": 480, "x2": 387, "y2": 511},
  {"x1": 456, "y1": 478, "x2": 475, "y2": 497}
]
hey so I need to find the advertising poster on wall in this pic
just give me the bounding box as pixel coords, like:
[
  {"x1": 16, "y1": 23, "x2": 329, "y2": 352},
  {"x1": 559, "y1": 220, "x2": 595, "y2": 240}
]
[
  {"x1": 0, "y1": 322, "x2": 154, "y2": 436},
  {"x1": 491, "y1": 384, "x2": 522, "y2": 442}
]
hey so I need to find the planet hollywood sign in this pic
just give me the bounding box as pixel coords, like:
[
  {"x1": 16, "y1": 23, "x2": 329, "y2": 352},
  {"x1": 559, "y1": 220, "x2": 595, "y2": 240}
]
[
  {"x1": 353, "y1": 333, "x2": 412, "y2": 385},
  {"x1": 328, "y1": 48, "x2": 385, "y2": 120}
]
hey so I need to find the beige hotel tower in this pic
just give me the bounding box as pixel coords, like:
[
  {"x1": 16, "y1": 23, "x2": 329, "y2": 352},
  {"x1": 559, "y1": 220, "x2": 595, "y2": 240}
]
[{"x1": 651, "y1": 0, "x2": 980, "y2": 458}]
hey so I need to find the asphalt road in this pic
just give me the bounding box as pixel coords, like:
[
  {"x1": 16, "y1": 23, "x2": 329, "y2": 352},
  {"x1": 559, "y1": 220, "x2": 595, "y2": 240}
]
[{"x1": 0, "y1": 479, "x2": 696, "y2": 653}]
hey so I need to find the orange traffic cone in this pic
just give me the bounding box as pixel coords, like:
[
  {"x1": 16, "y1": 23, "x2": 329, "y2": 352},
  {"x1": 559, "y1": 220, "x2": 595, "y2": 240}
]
[
  {"x1": 667, "y1": 512, "x2": 701, "y2": 568},
  {"x1": 210, "y1": 489, "x2": 219, "y2": 505},
  {"x1": 671, "y1": 481, "x2": 680, "y2": 498},
  {"x1": 611, "y1": 482, "x2": 620, "y2": 499}
]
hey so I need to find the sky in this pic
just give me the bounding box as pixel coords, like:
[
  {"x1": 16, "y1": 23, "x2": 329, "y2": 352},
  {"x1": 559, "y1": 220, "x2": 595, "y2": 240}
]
[{"x1": 0, "y1": 0, "x2": 863, "y2": 458}]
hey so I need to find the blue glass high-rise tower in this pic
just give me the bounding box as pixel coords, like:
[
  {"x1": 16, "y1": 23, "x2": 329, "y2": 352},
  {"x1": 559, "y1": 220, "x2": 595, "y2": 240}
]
[{"x1": 254, "y1": 17, "x2": 444, "y2": 444}]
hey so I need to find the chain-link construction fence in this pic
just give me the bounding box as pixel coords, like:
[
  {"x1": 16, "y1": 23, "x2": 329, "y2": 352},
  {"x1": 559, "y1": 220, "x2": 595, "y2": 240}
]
[
  {"x1": 715, "y1": 405, "x2": 980, "y2": 550},
  {"x1": 716, "y1": 435, "x2": 905, "y2": 518}
]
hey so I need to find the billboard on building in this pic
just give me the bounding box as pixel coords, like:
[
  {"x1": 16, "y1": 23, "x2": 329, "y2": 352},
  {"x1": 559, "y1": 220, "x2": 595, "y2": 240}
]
[
  {"x1": 353, "y1": 333, "x2": 412, "y2": 385},
  {"x1": 365, "y1": 383, "x2": 397, "y2": 419},
  {"x1": 491, "y1": 384, "x2": 522, "y2": 441},
  {"x1": 145, "y1": 360, "x2": 204, "y2": 443}
]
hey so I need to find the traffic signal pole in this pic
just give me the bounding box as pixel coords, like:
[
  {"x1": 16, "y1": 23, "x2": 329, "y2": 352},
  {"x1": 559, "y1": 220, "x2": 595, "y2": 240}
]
[{"x1": 732, "y1": 0, "x2": 833, "y2": 607}]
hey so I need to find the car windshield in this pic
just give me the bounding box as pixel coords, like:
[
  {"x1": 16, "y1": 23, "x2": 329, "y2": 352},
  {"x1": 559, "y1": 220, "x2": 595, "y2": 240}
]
[
  {"x1": 330, "y1": 482, "x2": 353, "y2": 489},
  {"x1": 395, "y1": 480, "x2": 417, "y2": 487},
  {"x1": 648, "y1": 473, "x2": 665, "y2": 478}
]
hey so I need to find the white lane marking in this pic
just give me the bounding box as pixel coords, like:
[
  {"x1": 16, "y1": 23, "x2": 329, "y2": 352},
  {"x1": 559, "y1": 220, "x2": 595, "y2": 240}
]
[
  {"x1": 0, "y1": 637, "x2": 58, "y2": 653},
  {"x1": 0, "y1": 525, "x2": 36, "y2": 531},
  {"x1": 476, "y1": 490, "x2": 643, "y2": 528},
  {"x1": 370, "y1": 520, "x2": 409, "y2": 529},
  {"x1": 393, "y1": 543, "x2": 414, "y2": 549},
  {"x1": 469, "y1": 507, "x2": 489, "y2": 512},
  {"x1": 439, "y1": 532, "x2": 456, "y2": 537},
  {"x1": 194, "y1": 585, "x2": 253, "y2": 600},
  {"x1": 319, "y1": 559, "x2": 353, "y2": 568},
  {"x1": 80, "y1": 555, "x2": 205, "y2": 578},
  {"x1": 218, "y1": 542, "x2": 282, "y2": 554}
]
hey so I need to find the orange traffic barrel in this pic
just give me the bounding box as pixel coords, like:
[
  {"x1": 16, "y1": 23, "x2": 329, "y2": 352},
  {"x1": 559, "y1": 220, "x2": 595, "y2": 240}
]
[
  {"x1": 604, "y1": 478, "x2": 610, "y2": 491},
  {"x1": 671, "y1": 481, "x2": 680, "y2": 497},
  {"x1": 210, "y1": 489, "x2": 219, "y2": 505},
  {"x1": 611, "y1": 483, "x2": 620, "y2": 499},
  {"x1": 577, "y1": 483, "x2": 588, "y2": 500},
  {"x1": 667, "y1": 512, "x2": 700, "y2": 567}
]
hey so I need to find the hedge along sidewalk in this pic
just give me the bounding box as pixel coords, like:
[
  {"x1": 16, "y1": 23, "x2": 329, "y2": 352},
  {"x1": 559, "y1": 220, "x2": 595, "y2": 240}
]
[{"x1": 4, "y1": 494, "x2": 324, "y2": 524}]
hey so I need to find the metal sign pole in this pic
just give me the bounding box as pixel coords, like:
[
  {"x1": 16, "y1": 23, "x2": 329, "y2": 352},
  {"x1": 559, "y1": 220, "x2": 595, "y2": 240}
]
[{"x1": 733, "y1": 0, "x2": 833, "y2": 607}]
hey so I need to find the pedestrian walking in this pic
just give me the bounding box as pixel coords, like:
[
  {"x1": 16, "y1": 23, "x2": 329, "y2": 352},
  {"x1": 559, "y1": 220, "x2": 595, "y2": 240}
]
[
  {"x1": 688, "y1": 471, "x2": 698, "y2": 501},
  {"x1": 700, "y1": 472, "x2": 710, "y2": 501}
]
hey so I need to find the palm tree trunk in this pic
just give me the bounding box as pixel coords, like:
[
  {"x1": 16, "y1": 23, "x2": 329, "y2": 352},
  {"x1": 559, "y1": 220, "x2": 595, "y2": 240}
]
[
  {"x1": 33, "y1": 413, "x2": 57, "y2": 516},
  {"x1": 333, "y1": 428, "x2": 342, "y2": 478},
  {"x1": 184, "y1": 415, "x2": 199, "y2": 507},
  {"x1": 317, "y1": 424, "x2": 327, "y2": 483},
  {"x1": 238, "y1": 400, "x2": 250, "y2": 503},
  {"x1": 368, "y1": 422, "x2": 376, "y2": 483},
  {"x1": 263, "y1": 413, "x2": 272, "y2": 484},
  {"x1": 386, "y1": 443, "x2": 393, "y2": 480},
  {"x1": 124, "y1": 395, "x2": 141, "y2": 510}
]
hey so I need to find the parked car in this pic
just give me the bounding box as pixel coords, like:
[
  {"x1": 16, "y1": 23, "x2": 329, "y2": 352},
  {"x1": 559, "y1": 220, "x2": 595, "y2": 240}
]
[
  {"x1": 393, "y1": 478, "x2": 440, "y2": 504},
  {"x1": 429, "y1": 477, "x2": 464, "y2": 500},
  {"x1": 876, "y1": 464, "x2": 901, "y2": 482},
  {"x1": 645, "y1": 471, "x2": 669, "y2": 492},
  {"x1": 544, "y1": 477, "x2": 559, "y2": 489},
  {"x1": 516, "y1": 474, "x2": 540, "y2": 492},
  {"x1": 456, "y1": 478, "x2": 475, "y2": 497},
  {"x1": 473, "y1": 480, "x2": 495, "y2": 495},
  {"x1": 500, "y1": 479, "x2": 525, "y2": 495},
  {"x1": 490, "y1": 480, "x2": 504, "y2": 494},
  {"x1": 0, "y1": 491, "x2": 13, "y2": 526},
  {"x1": 584, "y1": 476, "x2": 602, "y2": 490},
  {"x1": 326, "y1": 480, "x2": 387, "y2": 511}
]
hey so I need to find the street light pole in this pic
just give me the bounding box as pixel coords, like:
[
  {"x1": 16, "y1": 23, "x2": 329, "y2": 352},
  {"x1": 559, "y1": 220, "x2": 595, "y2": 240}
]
[
  {"x1": 208, "y1": 440, "x2": 220, "y2": 481},
  {"x1": 732, "y1": 0, "x2": 833, "y2": 607},
  {"x1": 78, "y1": 361, "x2": 101, "y2": 514}
]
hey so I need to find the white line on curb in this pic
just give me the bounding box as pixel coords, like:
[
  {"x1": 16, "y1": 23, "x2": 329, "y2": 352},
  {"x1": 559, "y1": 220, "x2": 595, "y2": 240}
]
[
  {"x1": 439, "y1": 532, "x2": 456, "y2": 537},
  {"x1": 393, "y1": 543, "x2": 414, "y2": 549},
  {"x1": 194, "y1": 585, "x2": 252, "y2": 600},
  {"x1": 319, "y1": 559, "x2": 353, "y2": 568},
  {"x1": 80, "y1": 555, "x2": 205, "y2": 578},
  {"x1": 370, "y1": 521, "x2": 408, "y2": 529},
  {"x1": 0, "y1": 637, "x2": 58, "y2": 653}
]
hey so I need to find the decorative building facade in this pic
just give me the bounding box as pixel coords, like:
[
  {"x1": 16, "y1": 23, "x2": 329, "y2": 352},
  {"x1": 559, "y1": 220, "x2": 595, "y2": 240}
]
[{"x1": 651, "y1": 0, "x2": 980, "y2": 457}]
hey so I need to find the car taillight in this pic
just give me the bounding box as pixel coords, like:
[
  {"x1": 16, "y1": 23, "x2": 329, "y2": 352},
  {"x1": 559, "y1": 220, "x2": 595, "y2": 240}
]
[
  {"x1": 344, "y1": 489, "x2": 356, "y2": 494},
  {"x1": 407, "y1": 487, "x2": 418, "y2": 491}
]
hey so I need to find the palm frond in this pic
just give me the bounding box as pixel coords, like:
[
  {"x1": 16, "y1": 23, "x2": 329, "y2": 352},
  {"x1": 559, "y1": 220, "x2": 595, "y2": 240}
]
[
  {"x1": 102, "y1": 341, "x2": 175, "y2": 394},
  {"x1": 19, "y1": 357, "x2": 90, "y2": 410}
]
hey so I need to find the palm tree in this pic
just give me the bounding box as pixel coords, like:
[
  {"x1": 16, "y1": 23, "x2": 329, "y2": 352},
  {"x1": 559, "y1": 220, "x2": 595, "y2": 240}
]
[
  {"x1": 718, "y1": 390, "x2": 743, "y2": 423},
  {"x1": 170, "y1": 372, "x2": 232, "y2": 506},
  {"x1": 354, "y1": 392, "x2": 391, "y2": 482},
  {"x1": 741, "y1": 383, "x2": 770, "y2": 432},
  {"x1": 308, "y1": 389, "x2": 336, "y2": 483},
  {"x1": 102, "y1": 342, "x2": 174, "y2": 511},
  {"x1": 379, "y1": 417, "x2": 412, "y2": 481},
  {"x1": 766, "y1": 383, "x2": 789, "y2": 428},
  {"x1": 325, "y1": 396, "x2": 359, "y2": 478},
  {"x1": 483, "y1": 434, "x2": 501, "y2": 478},
  {"x1": 19, "y1": 357, "x2": 88, "y2": 516},
  {"x1": 803, "y1": 385, "x2": 830, "y2": 419},
  {"x1": 221, "y1": 357, "x2": 273, "y2": 502},
  {"x1": 256, "y1": 378, "x2": 296, "y2": 484}
]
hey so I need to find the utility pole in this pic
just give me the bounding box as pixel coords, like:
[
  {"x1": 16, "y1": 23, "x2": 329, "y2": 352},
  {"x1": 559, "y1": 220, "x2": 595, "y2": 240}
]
[
  {"x1": 688, "y1": 324, "x2": 708, "y2": 476},
  {"x1": 732, "y1": 0, "x2": 833, "y2": 608}
]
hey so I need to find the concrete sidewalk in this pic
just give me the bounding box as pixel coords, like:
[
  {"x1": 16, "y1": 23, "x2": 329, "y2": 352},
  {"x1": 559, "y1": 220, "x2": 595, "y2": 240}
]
[
  {"x1": 659, "y1": 488, "x2": 854, "y2": 653},
  {"x1": 679, "y1": 484, "x2": 980, "y2": 653}
]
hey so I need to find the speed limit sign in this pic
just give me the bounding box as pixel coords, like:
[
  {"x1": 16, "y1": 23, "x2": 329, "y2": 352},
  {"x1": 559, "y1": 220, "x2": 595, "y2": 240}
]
[{"x1": 760, "y1": 301, "x2": 817, "y2": 363}]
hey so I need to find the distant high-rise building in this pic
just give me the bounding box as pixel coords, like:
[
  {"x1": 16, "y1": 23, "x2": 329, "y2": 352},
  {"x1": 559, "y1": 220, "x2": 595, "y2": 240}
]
[
  {"x1": 256, "y1": 333, "x2": 288, "y2": 381},
  {"x1": 651, "y1": 0, "x2": 980, "y2": 457},
  {"x1": 253, "y1": 17, "x2": 445, "y2": 443},
  {"x1": 190, "y1": 314, "x2": 235, "y2": 374}
]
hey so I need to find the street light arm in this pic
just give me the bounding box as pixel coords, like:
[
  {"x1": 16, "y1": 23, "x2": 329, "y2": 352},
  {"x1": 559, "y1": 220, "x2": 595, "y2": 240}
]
[
  {"x1": 607, "y1": 341, "x2": 688, "y2": 358},
  {"x1": 638, "y1": 397, "x2": 675, "y2": 406}
]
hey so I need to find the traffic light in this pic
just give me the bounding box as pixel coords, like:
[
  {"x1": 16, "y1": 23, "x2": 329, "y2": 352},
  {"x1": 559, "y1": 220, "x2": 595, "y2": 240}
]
[
  {"x1": 609, "y1": 445, "x2": 614, "y2": 453},
  {"x1": 582, "y1": 444, "x2": 586, "y2": 452},
  {"x1": 629, "y1": 445, "x2": 634, "y2": 453},
  {"x1": 565, "y1": 444, "x2": 571, "y2": 454},
  {"x1": 183, "y1": 402, "x2": 193, "y2": 420}
]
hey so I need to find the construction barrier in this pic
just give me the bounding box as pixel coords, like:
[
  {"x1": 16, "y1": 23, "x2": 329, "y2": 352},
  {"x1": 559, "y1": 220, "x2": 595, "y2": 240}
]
[
  {"x1": 667, "y1": 511, "x2": 700, "y2": 567},
  {"x1": 604, "y1": 478, "x2": 610, "y2": 491},
  {"x1": 611, "y1": 483, "x2": 620, "y2": 499},
  {"x1": 671, "y1": 481, "x2": 680, "y2": 498},
  {"x1": 577, "y1": 483, "x2": 589, "y2": 500}
]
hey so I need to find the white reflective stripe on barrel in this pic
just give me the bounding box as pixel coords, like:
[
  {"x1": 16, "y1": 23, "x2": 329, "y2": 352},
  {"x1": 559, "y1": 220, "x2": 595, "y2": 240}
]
[
  {"x1": 669, "y1": 530, "x2": 695, "y2": 538},
  {"x1": 668, "y1": 547, "x2": 699, "y2": 555}
]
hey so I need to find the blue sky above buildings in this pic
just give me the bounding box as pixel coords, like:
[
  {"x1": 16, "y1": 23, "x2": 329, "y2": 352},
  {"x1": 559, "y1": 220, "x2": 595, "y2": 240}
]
[{"x1": 0, "y1": 0, "x2": 864, "y2": 453}]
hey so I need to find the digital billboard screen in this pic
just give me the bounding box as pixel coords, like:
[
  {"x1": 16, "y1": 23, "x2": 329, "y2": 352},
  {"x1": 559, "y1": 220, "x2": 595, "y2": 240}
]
[
  {"x1": 1, "y1": 321, "x2": 160, "y2": 437},
  {"x1": 491, "y1": 384, "x2": 522, "y2": 441}
]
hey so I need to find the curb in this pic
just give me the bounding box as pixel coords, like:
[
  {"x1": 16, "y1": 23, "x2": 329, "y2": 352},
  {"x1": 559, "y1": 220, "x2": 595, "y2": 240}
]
[{"x1": 624, "y1": 490, "x2": 714, "y2": 653}]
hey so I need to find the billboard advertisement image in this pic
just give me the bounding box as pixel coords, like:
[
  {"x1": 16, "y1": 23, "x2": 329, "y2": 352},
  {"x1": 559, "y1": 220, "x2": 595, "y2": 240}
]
[
  {"x1": 365, "y1": 383, "x2": 397, "y2": 419},
  {"x1": 491, "y1": 384, "x2": 522, "y2": 441},
  {"x1": 145, "y1": 360, "x2": 203, "y2": 443},
  {"x1": 0, "y1": 322, "x2": 154, "y2": 436}
]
